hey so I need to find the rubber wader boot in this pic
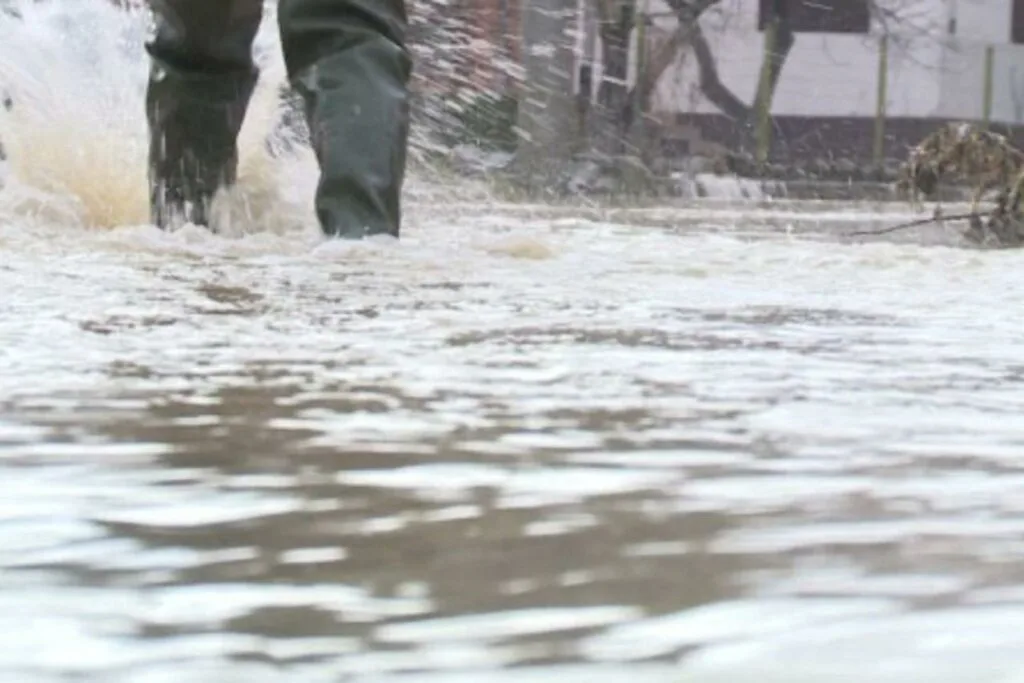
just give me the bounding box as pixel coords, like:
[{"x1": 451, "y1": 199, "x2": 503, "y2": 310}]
[
  {"x1": 278, "y1": 0, "x2": 412, "y2": 238},
  {"x1": 145, "y1": 0, "x2": 264, "y2": 229}
]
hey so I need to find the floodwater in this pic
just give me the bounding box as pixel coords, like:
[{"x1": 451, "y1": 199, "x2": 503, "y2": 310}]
[{"x1": 3, "y1": 3, "x2": 1024, "y2": 683}]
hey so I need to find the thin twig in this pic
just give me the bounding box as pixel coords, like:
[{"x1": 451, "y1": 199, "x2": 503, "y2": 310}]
[{"x1": 847, "y1": 211, "x2": 980, "y2": 237}]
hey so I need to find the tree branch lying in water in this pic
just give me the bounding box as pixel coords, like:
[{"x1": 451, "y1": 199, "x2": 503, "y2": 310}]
[
  {"x1": 885, "y1": 122, "x2": 1024, "y2": 247},
  {"x1": 847, "y1": 211, "x2": 980, "y2": 238}
]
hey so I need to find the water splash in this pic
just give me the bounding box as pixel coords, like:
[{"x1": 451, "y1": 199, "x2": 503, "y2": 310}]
[{"x1": 0, "y1": 0, "x2": 318, "y2": 236}]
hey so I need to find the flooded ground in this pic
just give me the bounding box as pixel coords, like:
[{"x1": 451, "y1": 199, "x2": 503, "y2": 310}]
[
  {"x1": 6, "y1": 193, "x2": 1024, "y2": 683},
  {"x1": 4, "y1": 3, "x2": 1024, "y2": 683}
]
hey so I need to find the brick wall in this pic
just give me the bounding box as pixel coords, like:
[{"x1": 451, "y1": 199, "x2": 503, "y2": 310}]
[
  {"x1": 453, "y1": 0, "x2": 522, "y2": 92},
  {"x1": 408, "y1": 0, "x2": 518, "y2": 96}
]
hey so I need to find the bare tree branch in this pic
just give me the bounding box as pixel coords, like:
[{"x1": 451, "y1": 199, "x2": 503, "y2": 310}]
[{"x1": 689, "y1": 20, "x2": 750, "y2": 121}]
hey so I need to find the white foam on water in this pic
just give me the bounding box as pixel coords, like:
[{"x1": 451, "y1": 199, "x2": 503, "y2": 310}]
[
  {"x1": 341, "y1": 667, "x2": 685, "y2": 683},
  {"x1": 335, "y1": 463, "x2": 677, "y2": 507},
  {"x1": 676, "y1": 606, "x2": 1024, "y2": 683},
  {"x1": 579, "y1": 597, "x2": 902, "y2": 662},
  {"x1": 688, "y1": 173, "x2": 770, "y2": 201}
]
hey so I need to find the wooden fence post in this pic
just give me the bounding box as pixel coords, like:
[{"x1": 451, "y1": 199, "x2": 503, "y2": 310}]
[
  {"x1": 982, "y1": 44, "x2": 995, "y2": 129},
  {"x1": 873, "y1": 33, "x2": 888, "y2": 171}
]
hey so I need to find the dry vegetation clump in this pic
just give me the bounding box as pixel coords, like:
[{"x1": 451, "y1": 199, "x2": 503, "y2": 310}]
[{"x1": 896, "y1": 122, "x2": 1024, "y2": 247}]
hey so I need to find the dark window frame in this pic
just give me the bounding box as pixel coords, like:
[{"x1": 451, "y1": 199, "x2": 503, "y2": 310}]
[
  {"x1": 758, "y1": 0, "x2": 871, "y2": 35},
  {"x1": 1013, "y1": 0, "x2": 1024, "y2": 44}
]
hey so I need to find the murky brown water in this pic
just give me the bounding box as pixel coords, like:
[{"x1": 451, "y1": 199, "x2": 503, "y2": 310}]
[{"x1": 4, "y1": 3, "x2": 1024, "y2": 682}]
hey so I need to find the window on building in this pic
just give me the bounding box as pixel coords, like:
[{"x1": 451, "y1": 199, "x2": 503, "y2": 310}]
[
  {"x1": 1014, "y1": 0, "x2": 1024, "y2": 43},
  {"x1": 758, "y1": 0, "x2": 870, "y2": 34}
]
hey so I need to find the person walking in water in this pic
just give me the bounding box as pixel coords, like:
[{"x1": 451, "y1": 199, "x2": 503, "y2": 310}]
[{"x1": 145, "y1": 0, "x2": 411, "y2": 238}]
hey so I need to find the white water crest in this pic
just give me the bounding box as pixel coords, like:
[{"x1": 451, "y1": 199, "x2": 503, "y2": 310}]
[{"x1": 0, "y1": 0, "x2": 318, "y2": 237}]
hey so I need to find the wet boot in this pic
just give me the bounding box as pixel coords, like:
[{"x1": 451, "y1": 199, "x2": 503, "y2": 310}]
[
  {"x1": 278, "y1": 0, "x2": 412, "y2": 239},
  {"x1": 145, "y1": 0, "x2": 264, "y2": 230}
]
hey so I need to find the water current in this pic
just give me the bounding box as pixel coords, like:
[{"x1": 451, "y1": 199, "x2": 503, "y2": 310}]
[{"x1": 2, "y1": 2, "x2": 1024, "y2": 682}]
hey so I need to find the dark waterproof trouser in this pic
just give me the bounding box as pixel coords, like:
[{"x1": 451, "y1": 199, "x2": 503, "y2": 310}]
[{"x1": 146, "y1": 0, "x2": 411, "y2": 238}]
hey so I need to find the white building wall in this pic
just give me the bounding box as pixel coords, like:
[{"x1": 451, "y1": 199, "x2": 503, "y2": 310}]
[
  {"x1": 950, "y1": 0, "x2": 1009, "y2": 43},
  {"x1": 991, "y1": 43, "x2": 1024, "y2": 123},
  {"x1": 942, "y1": 0, "x2": 1024, "y2": 124}
]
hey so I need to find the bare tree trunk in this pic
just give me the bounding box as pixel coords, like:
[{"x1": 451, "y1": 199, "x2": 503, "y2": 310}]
[
  {"x1": 659, "y1": 0, "x2": 792, "y2": 157},
  {"x1": 753, "y1": 9, "x2": 795, "y2": 117},
  {"x1": 631, "y1": 22, "x2": 688, "y2": 113},
  {"x1": 688, "y1": 22, "x2": 749, "y2": 121},
  {"x1": 749, "y1": 0, "x2": 795, "y2": 162},
  {"x1": 512, "y1": 0, "x2": 579, "y2": 192}
]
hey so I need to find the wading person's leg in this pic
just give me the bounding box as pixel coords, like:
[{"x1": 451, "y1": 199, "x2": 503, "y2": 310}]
[
  {"x1": 146, "y1": 0, "x2": 264, "y2": 229},
  {"x1": 277, "y1": 0, "x2": 412, "y2": 239}
]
